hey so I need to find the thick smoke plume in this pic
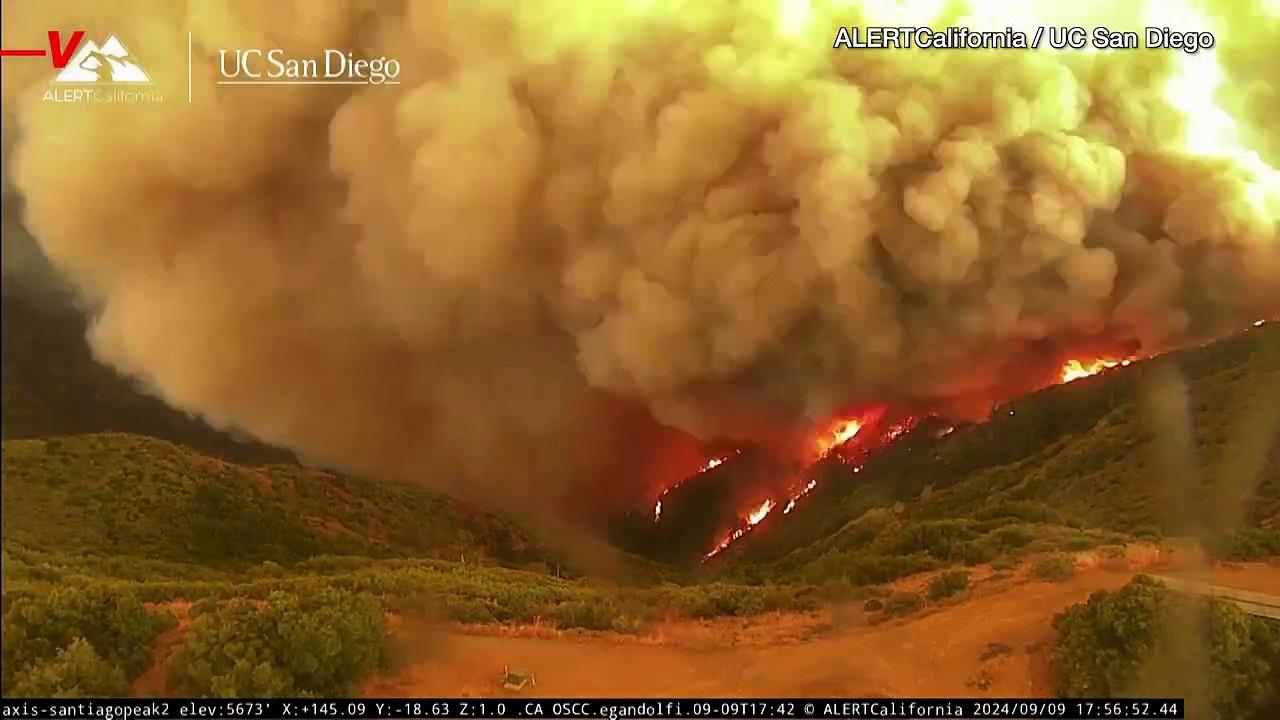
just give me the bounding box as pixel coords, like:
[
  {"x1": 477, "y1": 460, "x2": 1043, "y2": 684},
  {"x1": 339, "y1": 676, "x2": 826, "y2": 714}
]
[{"x1": 2, "y1": 0, "x2": 1278, "y2": 517}]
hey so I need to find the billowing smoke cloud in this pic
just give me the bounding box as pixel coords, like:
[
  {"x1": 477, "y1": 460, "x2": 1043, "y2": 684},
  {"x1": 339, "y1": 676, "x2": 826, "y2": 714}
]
[{"x1": 2, "y1": 0, "x2": 1278, "y2": 517}]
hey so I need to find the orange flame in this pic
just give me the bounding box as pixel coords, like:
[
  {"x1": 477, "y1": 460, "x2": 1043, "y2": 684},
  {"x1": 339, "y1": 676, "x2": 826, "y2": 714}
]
[
  {"x1": 782, "y1": 478, "x2": 817, "y2": 514},
  {"x1": 703, "y1": 498, "x2": 776, "y2": 559},
  {"x1": 702, "y1": 414, "x2": 885, "y2": 558},
  {"x1": 698, "y1": 324, "x2": 1271, "y2": 559},
  {"x1": 813, "y1": 418, "x2": 864, "y2": 458},
  {"x1": 1060, "y1": 358, "x2": 1132, "y2": 383},
  {"x1": 746, "y1": 498, "x2": 776, "y2": 525},
  {"x1": 654, "y1": 452, "x2": 736, "y2": 522}
]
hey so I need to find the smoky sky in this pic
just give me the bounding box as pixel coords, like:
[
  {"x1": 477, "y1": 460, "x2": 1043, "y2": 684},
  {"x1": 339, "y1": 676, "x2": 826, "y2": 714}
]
[{"x1": 1, "y1": 0, "x2": 1277, "y2": 515}]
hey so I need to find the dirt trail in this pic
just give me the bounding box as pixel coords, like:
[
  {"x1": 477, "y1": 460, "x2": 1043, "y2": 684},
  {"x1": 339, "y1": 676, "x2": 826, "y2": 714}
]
[
  {"x1": 365, "y1": 555, "x2": 1280, "y2": 698},
  {"x1": 131, "y1": 603, "x2": 191, "y2": 697}
]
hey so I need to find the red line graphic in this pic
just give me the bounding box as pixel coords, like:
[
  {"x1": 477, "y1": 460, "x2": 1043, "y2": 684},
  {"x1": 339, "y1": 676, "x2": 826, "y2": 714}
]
[{"x1": 0, "y1": 49, "x2": 47, "y2": 57}]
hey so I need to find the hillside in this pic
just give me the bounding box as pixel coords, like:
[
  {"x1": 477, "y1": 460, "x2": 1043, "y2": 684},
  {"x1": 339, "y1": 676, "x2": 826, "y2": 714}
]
[
  {"x1": 708, "y1": 322, "x2": 1280, "y2": 580},
  {"x1": 0, "y1": 281, "x2": 1276, "y2": 701},
  {"x1": 1, "y1": 432, "x2": 551, "y2": 569}
]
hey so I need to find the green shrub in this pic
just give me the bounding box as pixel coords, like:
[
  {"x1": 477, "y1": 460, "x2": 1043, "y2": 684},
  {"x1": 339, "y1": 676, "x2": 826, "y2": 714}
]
[
  {"x1": 190, "y1": 598, "x2": 220, "y2": 619},
  {"x1": 760, "y1": 585, "x2": 801, "y2": 611},
  {"x1": 1, "y1": 585, "x2": 172, "y2": 692},
  {"x1": 554, "y1": 600, "x2": 618, "y2": 631},
  {"x1": 1212, "y1": 528, "x2": 1280, "y2": 561},
  {"x1": 6, "y1": 638, "x2": 128, "y2": 698},
  {"x1": 170, "y1": 588, "x2": 390, "y2": 697},
  {"x1": 972, "y1": 501, "x2": 1063, "y2": 525},
  {"x1": 1052, "y1": 576, "x2": 1168, "y2": 696},
  {"x1": 609, "y1": 614, "x2": 648, "y2": 635},
  {"x1": 839, "y1": 552, "x2": 940, "y2": 586},
  {"x1": 671, "y1": 584, "x2": 767, "y2": 618},
  {"x1": 990, "y1": 526, "x2": 1036, "y2": 550},
  {"x1": 1131, "y1": 525, "x2": 1163, "y2": 542},
  {"x1": 883, "y1": 592, "x2": 923, "y2": 618},
  {"x1": 1052, "y1": 576, "x2": 1280, "y2": 719},
  {"x1": 1033, "y1": 555, "x2": 1076, "y2": 582},
  {"x1": 1099, "y1": 545, "x2": 1128, "y2": 560},
  {"x1": 442, "y1": 598, "x2": 496, "y2": 624},
  {"x1": 1206, "y1": 600, "x2": 1280, "y2": 720},
  {"x1": 881, "y1": 521, "x2": 979, "y2": 562},
  {"x1": 927, "y1": 570, "x2": 970, "y2": 601},
  {"x1": 1064, "y1": 536, "x2": 1096, "y2": 551},
  {"x1": 960, "y1": 542, "x2": 997, "y2": 566}
]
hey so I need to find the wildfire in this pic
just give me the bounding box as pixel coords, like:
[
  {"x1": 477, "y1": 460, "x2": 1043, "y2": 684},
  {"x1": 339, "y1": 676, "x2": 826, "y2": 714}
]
[
  {"x1": 813, "y1": 418, "x2": 864, "y2": 459},
  {"x1": 701, "y1": 456, "x2": 727, "y2": 472},
  {"x1": 1060, "y1": 358, "x2": 1132, "y2": 383},
  {"x1": 702, "y1": 412, "x2": 889, "y2": 560},
  {"x1": 653, "y1": 452, "x2": 736, "y2": 522},
  {"x1": 747, "y1": 498, "x2": 776, "y2": 524},
  {"x1": 782, "y1": 478, "x2": 817, "y2": 514},
  {"x1": 704, "y1": 498, "x2": 776, "y2": 560},
  {"x1": 681, "y1": 0, "x2": 1280, "y2": 558}
]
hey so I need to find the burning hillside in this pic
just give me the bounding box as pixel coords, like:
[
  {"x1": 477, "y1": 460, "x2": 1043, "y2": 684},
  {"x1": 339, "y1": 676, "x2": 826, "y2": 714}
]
[
  {"x1": 663, "y1": 348, "x2": 1214, "y2": 561},
  {"x1": 619, "y1": 320, "x2": 1278, "y2": 564},
  {"x1": 2, "y1": 0, "x2": 1279, "y2": 530}
]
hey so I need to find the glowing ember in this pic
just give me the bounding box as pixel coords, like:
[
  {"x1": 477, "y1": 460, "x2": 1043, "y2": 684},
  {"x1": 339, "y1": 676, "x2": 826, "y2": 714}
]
[
  {"x1": 1060, "y1": 358, "x2": 1131, "y2": 383},
  {"x1": 653, "y1": 499, "x2": 662, "y2": 522},
  {"x1": 1256, "y1": 320, "x2": 1267, "y2": 328}
]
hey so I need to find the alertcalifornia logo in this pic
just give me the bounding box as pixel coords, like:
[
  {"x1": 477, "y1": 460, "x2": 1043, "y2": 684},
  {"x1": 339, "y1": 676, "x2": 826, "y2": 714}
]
[{"x1": 40, "y1": 32, "x2": 163, "y2": 104}]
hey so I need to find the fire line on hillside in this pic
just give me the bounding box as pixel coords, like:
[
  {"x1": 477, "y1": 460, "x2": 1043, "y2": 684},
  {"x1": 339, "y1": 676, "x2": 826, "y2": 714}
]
[
  {"x1": 683, "y1": 353, "x2": 1153, "y2": 561},
  {"x1": 643, "y1": 312, "x2": 1271, "y2": 563}
]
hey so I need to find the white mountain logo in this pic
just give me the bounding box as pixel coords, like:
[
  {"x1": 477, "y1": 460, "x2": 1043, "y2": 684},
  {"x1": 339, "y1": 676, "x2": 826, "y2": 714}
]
[{"x1": 55, "y1": 35, "x2": 150, "y2": 83}]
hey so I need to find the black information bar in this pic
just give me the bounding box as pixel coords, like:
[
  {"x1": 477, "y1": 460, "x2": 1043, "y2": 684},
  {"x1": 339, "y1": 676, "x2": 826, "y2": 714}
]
[{"x1": 0, "y1": 698, "x2": 1185, "y2": 719}]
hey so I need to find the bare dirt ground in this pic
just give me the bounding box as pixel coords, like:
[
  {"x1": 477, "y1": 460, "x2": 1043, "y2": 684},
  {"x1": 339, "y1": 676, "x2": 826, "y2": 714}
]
[
  {"x1": 131, "y1": 603, "x2": 191, "y2": 697},
  {"x1": 363, "y1": 549, "x2": 1280, "y2": 699},
  {"x1": 128, "y1": 547, "x2": 1280, "y2": 698}
]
